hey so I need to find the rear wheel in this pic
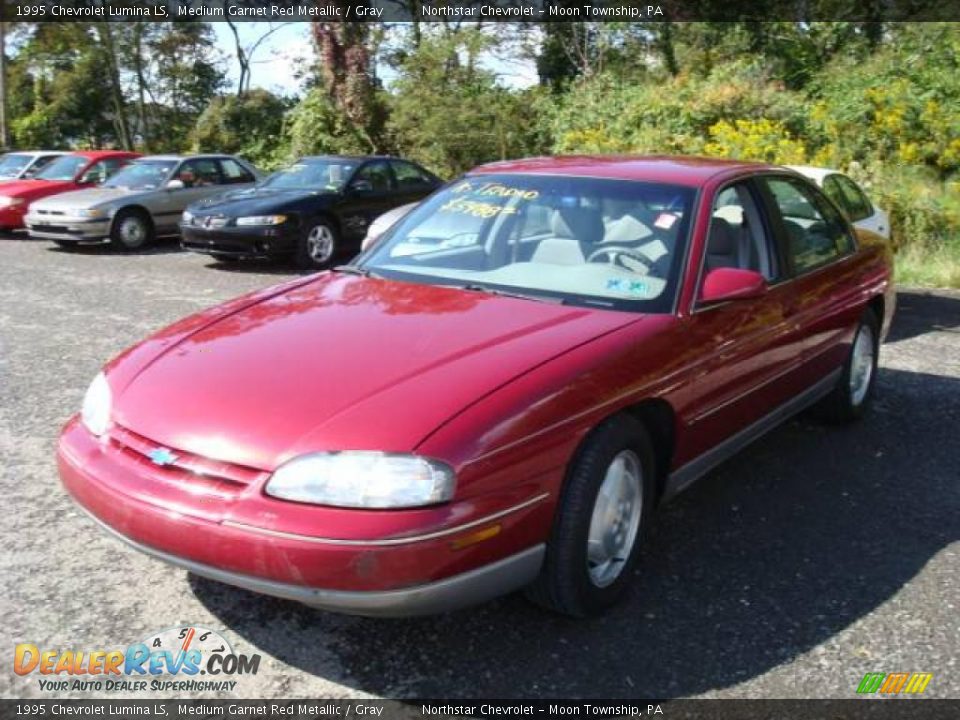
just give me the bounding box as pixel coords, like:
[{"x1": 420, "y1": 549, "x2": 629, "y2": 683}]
[
  {"x1": 110, "y1": 209, "x2": 154, "y2": 251},
  {"x1": 814, "y1": 309, "x2": 880, "y2": 423},
  {"x1": 297, "y1": 219, "x2": 338, "y2": 270},
  {"x1": 526, "y1": 415, "x2": 655, "y2": 616}
]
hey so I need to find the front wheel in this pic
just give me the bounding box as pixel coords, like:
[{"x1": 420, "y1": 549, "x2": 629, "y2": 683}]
[
  {"x1": 297, "y1": 219, "x2": 339, "y2": 270},
  {"x1": 526, "y1": 415, "x2": 655, "y2": 617},
  {"x1": 110, "y1": 209, "x2": 154, "y2": 251},
  {"x1": 814, "y1": 309, "x2": 880, "y2": 423}
]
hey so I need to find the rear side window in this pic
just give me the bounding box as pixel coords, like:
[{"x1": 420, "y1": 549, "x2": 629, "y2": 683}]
[
  {"x1": 220, "y1": 158, "x2": 256, "y2": 184},
  {"x1": 763, "y1": 177, "x2": 855, "y2": 274},
  {"x1": 833, "y1": 175, "x2": 873, "y2": 222},
  {"x1": 391, "y1": 160, "x2": 435, "y2": 189}
]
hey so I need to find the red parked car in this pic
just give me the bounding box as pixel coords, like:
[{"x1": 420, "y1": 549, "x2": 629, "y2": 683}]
[
  {"x1": 58, "y1": 156, "x2": 895, "y2": 617},
  {"x1": 0, "y1": 150, "x2": 139, "y2": 231}
]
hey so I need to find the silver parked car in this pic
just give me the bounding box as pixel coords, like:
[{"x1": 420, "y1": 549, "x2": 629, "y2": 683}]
[{"x1": 25, "y1": 154, "x2": 261, "y2": 250}]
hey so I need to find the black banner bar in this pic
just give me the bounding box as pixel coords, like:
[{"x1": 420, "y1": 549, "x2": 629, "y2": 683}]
[
  {"x1": 2, "y1": 700, "x2": 960, "y2": 720},
  {"x1": 3, "y1": 0, "x2": 960, "y2": 23}
]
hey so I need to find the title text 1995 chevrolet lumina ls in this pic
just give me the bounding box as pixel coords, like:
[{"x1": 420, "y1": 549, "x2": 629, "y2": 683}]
[{"x1": 58, "y1": 156, "x2": 894, "y2": 617}]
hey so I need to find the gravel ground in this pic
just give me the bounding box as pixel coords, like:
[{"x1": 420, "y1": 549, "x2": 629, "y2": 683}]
[{"x1": 1, "y1": 235, "x2": 957, "y2": 700}]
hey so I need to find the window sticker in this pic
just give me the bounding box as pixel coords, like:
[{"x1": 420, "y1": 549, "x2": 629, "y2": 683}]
[
  {"x1": 439, "y1": 197, "x2": 518, "y2": 219},
  {"x1": 605, "y1": 278, "x2": 650, "y2": 296},
  {"x1": 452, "y1": 180, "x2": 540, "y2": 201},
  {"x1": 654, "y1": 213, "x2": 678, "y2": 230}
]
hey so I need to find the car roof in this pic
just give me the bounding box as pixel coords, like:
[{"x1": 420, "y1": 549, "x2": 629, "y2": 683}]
[
  {"x1": 298, "y1": 155, "x2": 398, "y2": 162},
  {"x1": 70, "y1": 150, "x2": 140, "y2": 160},
  {"x1": 136, "y1": 154, "x2": 236, "y2": 162},
  {"x1": 785, "y1": 165, "x2": 840, "y2": 182},
  {"x1": 470, "y1": 155, "x2": 775, "y2": 187},
  {"x1": 4, "y1": 150, "x2": 66, "y2": 157}
]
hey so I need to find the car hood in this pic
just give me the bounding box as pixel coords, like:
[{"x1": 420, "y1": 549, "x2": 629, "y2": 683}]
[
  {"x1": 190, "y1": 186, "x2": 335, "y2": 216},
  {"x1": 0, "y1": 179, "x2": 74, "y2": 198},
  {"x1": 32, "y1": 186, "x2": 140, "y2": 211},
  {"x1": 109, "y1": 273, "x2": 638, "y2": 471}
]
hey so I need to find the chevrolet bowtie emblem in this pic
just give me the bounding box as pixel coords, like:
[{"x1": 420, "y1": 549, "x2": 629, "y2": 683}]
[{"x1": 148, "y1": 447, "x2": 178, "y2": 466}]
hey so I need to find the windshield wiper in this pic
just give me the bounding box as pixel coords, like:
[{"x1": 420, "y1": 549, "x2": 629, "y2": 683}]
[
  {"x1": 333, "y1": 264, "x2": 381, "y2": 278},
  {"x1": 457, "y1": 283, "x2": 566, "y2": 304}
]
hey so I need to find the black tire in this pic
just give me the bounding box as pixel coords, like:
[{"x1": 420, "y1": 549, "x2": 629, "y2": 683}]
[
  {"x1": 110, "y1": 209, "x2": 154, "y2": 251},
  {"x1": 296, "y1": 219, "x2": 339, "y2": 270},
  {"x1": 813, "y1": 308, "x2": 880, "y2": 423},
  {"x1": 526, "y1": 415, "x2": 656, "y2": 617}
]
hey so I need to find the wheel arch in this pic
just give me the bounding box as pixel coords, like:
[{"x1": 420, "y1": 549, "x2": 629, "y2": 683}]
[
  {"x1": 620, "y1": 398, "x2": 677, "y2": 502},
  {"x1": 867, "y1": 293, "x2": 884, "y2": 326},
  {"x1": 109, "y1": 204, "x2": 154, "y2": 234}
]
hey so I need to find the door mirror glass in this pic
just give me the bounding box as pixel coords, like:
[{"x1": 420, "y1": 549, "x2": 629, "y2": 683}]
[{"x1": 700, "y1": 267, "x2": 768, "y2": 304}]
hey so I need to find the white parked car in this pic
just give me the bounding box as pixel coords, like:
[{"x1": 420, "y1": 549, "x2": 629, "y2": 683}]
[
  {"x1": 0, "y1": 150, "x2": 66, "y2": 181},
  {"x1": 788, "y1": 166, "x2": 890, "y2": 239},
  {"x1": 360, "y1": 201, "x2": 417, "y2": 251}
]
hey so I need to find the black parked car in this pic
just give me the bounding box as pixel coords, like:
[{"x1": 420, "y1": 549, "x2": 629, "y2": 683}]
[{"x1": 180, "y1": 155, "x2": 441, "y2": 269}]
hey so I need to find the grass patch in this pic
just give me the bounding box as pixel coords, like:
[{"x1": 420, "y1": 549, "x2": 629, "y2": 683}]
[{"x1": 895, "y1": 241, "x2": 960, "y2": 288}]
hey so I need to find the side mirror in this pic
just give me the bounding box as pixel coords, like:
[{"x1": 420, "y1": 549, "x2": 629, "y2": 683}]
[
  {"x1": 166, "y1": 179, "x2": 185, "y2": 190},
  {"x1": 699, "y1": 267, "x2": 768, "y2": 304},
  {"x1": 349, "y1": 179, "x2": 374, "y2": 194}
]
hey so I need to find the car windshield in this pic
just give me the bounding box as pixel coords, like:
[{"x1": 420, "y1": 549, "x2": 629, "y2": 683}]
[
  {"x1": 0, "y1": 154, "x2": 32, "y2": 177},
  {"x1": 103, "y1": 160, "x2": 176, "y2": 190},
  {"x1": 263, "y1": 159, "x2": 357, "y2": 191},
  {"x1": 360, "y1": 174, "x2": 695, "y2": 312},
  {"x1": 35, "y1": 155, "x2": 88, "y2": 182}
]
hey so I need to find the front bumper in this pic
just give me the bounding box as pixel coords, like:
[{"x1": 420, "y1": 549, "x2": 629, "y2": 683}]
[
  {"x1": 25, "y1": 213, "x2": 110, "y2": 242},
  {"x1": 181, "y1": 222, "x2": 299, "y2": 259},
  {"x1": 84, "y1": 509, "x2": 543, "y2": 616},
  {"x1": 58, "y1": 418, "x2": 548, "y2": 616},
  {"x1": 0, "y1": 203, "x2": 27, "y2": 229}
]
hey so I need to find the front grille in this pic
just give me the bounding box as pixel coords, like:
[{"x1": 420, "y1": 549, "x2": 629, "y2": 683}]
[
  {"x1": 108, "y1": 425, "x2": 265, "y2": 496},
  {"x1": 36, "y1": 209, "x2": 66, "y2": 216}
]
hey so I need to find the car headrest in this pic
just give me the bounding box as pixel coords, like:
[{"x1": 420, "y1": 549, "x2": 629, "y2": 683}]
[
  {"x1": 550, "y1": 206, "x2": 603, "y2": 246},
  {"x1": 707, "y1": 217, "x2": 736, "y2": 255}
]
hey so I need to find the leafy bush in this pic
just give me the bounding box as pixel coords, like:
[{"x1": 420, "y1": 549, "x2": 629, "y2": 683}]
[
  {"x1": 284, "y1": 87, "x2": 375, "y2": 161},
  {"x1": 191, "y1": 90, "x2": 292, "y2": 170}
]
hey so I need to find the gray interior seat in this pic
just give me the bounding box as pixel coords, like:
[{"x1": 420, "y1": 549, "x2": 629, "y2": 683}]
[
  {"x1": 531, "y1": 206, "x2": 604, "y2": 265},
  {"x1": 705, "y1": 217, "x2": 739, "y2": 270}
]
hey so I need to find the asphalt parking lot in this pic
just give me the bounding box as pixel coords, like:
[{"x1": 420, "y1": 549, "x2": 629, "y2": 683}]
[{"x1": 1, "y1": 234, "x2": 957, "y2": 700}]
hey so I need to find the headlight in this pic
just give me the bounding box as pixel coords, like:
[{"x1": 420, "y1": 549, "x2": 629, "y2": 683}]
[
  {"x1": 81, "y1": 372, "x2": 112, "y2": 437},
  {"x1": 182, "y1": 210, "x2": 194, "y2": 224},
  {"x1": 76, "y1": 207, "x2": 107, "y2": 219},
  {"x1": 0, "y1": 196, "x2": 23, "y2": 208},
  {"x1": 236, "y1": 215, "x2": 286, "y2": 226},
  {"x1": 265, "y1": 452, "x2": 455, "y2": 509}
]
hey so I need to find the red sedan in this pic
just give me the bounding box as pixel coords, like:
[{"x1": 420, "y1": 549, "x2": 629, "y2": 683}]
[
  {"x1": 58, "y1": 156, "x2": 894, "y2": 617},
  {"x1": 0, "y1": 150, "x2": 139, "y2": 230}
]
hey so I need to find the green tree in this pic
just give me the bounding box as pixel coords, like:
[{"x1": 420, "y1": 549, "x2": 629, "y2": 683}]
[{"x1": 191, "y1": 89, "x2": 292, "y2": 169}]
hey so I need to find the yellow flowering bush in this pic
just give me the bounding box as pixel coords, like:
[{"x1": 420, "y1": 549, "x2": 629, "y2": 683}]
[{"x1": 703, "y1": 118, "x2": 808, "y2": 164}]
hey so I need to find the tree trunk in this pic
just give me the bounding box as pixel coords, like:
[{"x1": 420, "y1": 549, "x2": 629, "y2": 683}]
[
  {"x1": 0, "y1": 21, "x2": 8, "y2": 149},
  {"x1": 97, "y1": 25, "x2": 132, "y2": 150}
]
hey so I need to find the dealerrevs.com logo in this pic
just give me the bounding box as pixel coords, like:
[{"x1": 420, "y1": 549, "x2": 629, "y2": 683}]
[
  {"x1": 856, "y1": 672, "x2": 934, "y2": 695},
  {"x1": 14, "y1": 626, "x2": 261, "y2": 693}
]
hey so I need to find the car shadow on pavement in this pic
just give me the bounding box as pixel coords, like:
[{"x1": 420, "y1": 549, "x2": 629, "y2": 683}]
[
  {"x1": 885, "y1": 289, "x2": 960, "y2": 344},
  {"x1": 44, "y1": 238, "x2": 185, "y2": 256},
  {"x1": 190, "y1": 356, "x2": 959, "y2": 698}
]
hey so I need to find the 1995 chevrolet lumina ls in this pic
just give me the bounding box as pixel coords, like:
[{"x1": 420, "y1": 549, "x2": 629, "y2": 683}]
[{"x1": 59, "y1": 156, "x2": 895, "y2": 617}]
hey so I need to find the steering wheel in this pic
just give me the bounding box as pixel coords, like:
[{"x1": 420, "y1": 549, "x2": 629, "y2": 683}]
[{"x1": 587, "y1": 245, "x2": 656, "y2": 274}]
